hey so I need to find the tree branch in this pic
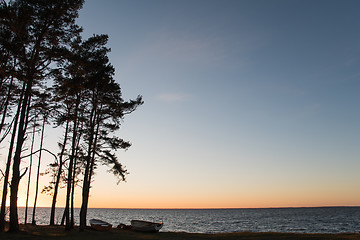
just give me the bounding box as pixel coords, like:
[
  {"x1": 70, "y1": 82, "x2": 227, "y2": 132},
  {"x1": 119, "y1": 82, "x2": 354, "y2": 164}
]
[
  {"x1": 20, "y1": 167, "x2": 28, "y2": 180},
  {"x1": 0, "y1": 116, "x2": 15, "y2": 144},
  {"x1": 20, "y1": 148, "x2": 58, "y2": 161}
]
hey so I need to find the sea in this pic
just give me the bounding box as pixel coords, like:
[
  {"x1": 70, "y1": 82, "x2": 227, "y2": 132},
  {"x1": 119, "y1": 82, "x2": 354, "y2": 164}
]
[{"x1": 15, "y1": 207, "x2": 360, "y2": 233}]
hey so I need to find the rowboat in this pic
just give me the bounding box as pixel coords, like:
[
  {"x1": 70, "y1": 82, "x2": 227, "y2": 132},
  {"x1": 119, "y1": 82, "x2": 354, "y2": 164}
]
[
  {"x1": 131, "y1": 220, "x2": 163, "y2": 232},
  {"x1": 90, "y1": 219, "x2": 112, "y2": 231}
]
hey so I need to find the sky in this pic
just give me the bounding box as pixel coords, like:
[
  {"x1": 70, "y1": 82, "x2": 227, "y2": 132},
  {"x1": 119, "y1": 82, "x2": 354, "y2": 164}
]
[{"x1": 4, "y1": 0, "x2": 360, "y2": 209}]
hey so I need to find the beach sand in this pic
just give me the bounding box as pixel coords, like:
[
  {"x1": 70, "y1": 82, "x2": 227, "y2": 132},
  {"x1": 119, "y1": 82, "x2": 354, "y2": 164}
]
[{"x1": 0, "y1": 224, "x2": 359, "y2": 240}]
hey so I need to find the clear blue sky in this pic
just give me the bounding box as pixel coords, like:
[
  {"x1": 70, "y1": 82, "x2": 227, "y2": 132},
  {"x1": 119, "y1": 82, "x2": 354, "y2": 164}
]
[
  {"x1": 73, "y1": 0, "x2": 360, "y2": 208},
  {"x1": 18, "y1": 0, "x2": 360, "y2": 208}
]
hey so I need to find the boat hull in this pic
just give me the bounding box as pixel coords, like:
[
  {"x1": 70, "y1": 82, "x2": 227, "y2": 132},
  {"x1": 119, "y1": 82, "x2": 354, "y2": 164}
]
[
  {"x1": 90, "y1": 219, "x2": 112, "y2": 231},
  {"x1": 131, "y1": 220, "x2": 163, "y2": 232}
]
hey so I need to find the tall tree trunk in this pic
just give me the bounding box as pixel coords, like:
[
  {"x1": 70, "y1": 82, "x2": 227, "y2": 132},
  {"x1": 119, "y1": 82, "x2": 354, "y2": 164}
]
[
  {"x1": 79, "y1": 106, "x2": 96, "y2": 231},
  {"x1": 24, "y1": 115, "x2": 37, "y2": 224},
  {"x1": 65, "y1": 127, "x2": 76, "y2": 230},
  {"x1": 79, "y1": 169, "x2": 90, "y2": 231},
  {"x1": 0, "y1": 81, "x2": 24, "y2": 231},
  {"x1": 61, "y1": 208, "x2": 66, "y2": 226},
  {"x1": 80, "y1": 107, "x2": 101, "y2": 231},
  {"x1": 50, "y1": 120, "x2": 69, "y2": 225},
  {"x1": 31, "y1": 116, "x2": 45, "y2": 225},
  {"x1": 80, "y1": 139, "x2": 97, "y2": 228},
  {"x1": 0, "y1": 80, "x2": 25, "y2": 232},
  {"x1": 70, "y1": 156, "x2": 76, "y2": 228},
  {"x1": 9, "y1": 75, "x2": 33, "y2": 232},
  {"x1": 65, "y1": 97, "x2": 79, "y2": 231},
  {"x1": 70, "y1": 125, "x2": 81, "y2": 227}
]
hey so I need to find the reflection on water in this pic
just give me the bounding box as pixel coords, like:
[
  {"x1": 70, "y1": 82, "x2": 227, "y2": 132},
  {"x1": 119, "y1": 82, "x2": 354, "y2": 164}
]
[{"x1": 15, "y1": 207, "x2": 360, "y2": 233}]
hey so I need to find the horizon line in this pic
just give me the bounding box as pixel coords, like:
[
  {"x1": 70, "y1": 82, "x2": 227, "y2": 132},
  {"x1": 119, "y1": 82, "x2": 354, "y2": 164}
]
[{"x1": 15, "y1": 205, "x2": 360, "y2": 210}]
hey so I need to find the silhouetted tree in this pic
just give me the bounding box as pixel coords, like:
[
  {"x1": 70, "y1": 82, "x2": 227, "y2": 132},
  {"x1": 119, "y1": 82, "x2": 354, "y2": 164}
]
[
  {"x1": 0, "y1": 2, "x2": 25, "y2": 230},
  {"x1": 0, "y1": 0, "x2": 83, "y2": 232},
  {"x1": 77, "y1": 34, "x2": 143, "y2": 230},
  {"x1": 53, "y1": 35, "x2": 89, "y2": 230},
  {"x1": 1, "y1": 0, "x2": 143, "y2": 232},
  {"x1": 0, "y1": 80, "x2": 24, "y2": 231},
  {"x1": 43, "y1": 62, "x2": 78, "y2": 225}
]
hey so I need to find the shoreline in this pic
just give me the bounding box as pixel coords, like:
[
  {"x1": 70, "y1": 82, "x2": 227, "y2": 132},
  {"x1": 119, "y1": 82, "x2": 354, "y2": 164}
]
[{"x1": 1, "y1": 224, "x2": 359, "y2": 240}]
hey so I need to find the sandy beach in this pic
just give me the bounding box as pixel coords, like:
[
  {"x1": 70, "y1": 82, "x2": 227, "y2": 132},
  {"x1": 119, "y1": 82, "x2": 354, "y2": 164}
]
[{"x1": 1, "y1": 224, "x2": 360, "y2": 240}]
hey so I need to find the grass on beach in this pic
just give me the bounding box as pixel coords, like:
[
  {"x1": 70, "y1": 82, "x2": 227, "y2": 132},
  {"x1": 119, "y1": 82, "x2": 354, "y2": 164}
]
[{"x1": 0, "y1": 224, "x2": 360, "y2": 240}]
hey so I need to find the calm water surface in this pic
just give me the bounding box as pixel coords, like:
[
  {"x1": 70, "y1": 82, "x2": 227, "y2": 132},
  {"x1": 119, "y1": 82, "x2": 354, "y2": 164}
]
[{"x1": 17, "y1": 207, "x2": 360, "y2": 233}]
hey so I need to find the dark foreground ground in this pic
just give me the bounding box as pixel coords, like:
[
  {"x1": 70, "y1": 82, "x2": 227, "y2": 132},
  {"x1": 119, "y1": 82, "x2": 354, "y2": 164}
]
[{"x1": 1, "y1": 224, "x2": 360, "y2": 240}]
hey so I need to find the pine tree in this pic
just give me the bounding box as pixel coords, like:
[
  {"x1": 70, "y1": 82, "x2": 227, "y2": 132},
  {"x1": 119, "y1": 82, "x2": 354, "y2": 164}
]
[
  {"x1": 0, "y1": 0, "x2": 83, "y2": 232},
  {"x1": 76, "y1": 34, "x2": 143, "y2": 230}
]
